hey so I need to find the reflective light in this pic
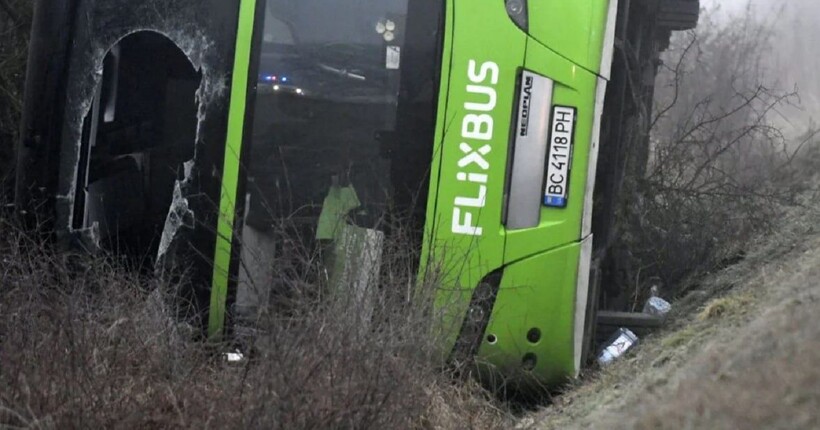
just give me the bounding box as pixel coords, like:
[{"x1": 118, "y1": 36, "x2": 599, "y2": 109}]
[{"x1": 273, "y1": 85, "x2": 280, "y2": 91}]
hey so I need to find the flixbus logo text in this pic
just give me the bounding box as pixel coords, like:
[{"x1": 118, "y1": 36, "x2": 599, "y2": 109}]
[{"x1": 451, "y1": 60, "x2": 499, "y2": 236}]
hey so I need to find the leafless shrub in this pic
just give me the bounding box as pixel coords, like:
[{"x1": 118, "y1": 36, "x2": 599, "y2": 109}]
[
  {"x1": 0, "y1": 212, "x2": 511, "y2": 429},
  {"x1": 615, "y1": 4, "x2": 814, "y2": 304}
]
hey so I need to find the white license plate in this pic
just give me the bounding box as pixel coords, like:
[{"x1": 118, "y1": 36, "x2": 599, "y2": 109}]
[{"x1": 543, "y1": 106, "x2": 576, "y2": 208}]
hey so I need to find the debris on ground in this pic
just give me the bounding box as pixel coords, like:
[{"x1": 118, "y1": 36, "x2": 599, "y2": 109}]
[{"x1": 597, "y1": 328, "x2": 639, "y2": 367}]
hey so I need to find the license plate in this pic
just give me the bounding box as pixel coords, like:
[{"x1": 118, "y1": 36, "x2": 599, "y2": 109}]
[{"x1": 543, "y1": 106, "x2": 576, "y2": 208}]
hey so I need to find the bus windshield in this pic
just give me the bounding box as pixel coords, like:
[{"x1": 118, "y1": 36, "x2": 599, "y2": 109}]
[
  {"x1": 240, "y1": 0, "x2": 443, "y2": 262},
  {"x1": 257, "y1": 0, "x2": 409, "y2": 103}
]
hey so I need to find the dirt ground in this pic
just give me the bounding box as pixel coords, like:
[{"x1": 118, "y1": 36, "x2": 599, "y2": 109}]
[{"x1": 525, "y1": 191, "x2": 820, "y2": 429}]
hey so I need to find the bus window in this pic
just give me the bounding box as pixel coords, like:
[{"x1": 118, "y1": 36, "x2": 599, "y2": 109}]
[{"x1": 235, "y1": 0, "x2": 444, "y2": 322}]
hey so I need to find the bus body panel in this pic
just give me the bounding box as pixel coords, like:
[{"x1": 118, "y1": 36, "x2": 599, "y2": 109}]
[
  {"x1": 527, "y1": 0, "x2": 613, "y2": 76},
  {"x1": 420, "y1": 0, "x2": 455, "y2": 273},
  {"x1": 479, "y1": 241, "x2": 581, "y2": 384},
  {"x1": 424, "y1": 0, "x2": 526, "y2": 349},
  {"x1": 503, "y1": 40, "x2": 598, "y2": 265},
  {"x1": 424, "y1": 0, "x2": 616, "y2": 385},
  {"x1": 16, "y1": 0, "x2": 248, "y2": 330}
]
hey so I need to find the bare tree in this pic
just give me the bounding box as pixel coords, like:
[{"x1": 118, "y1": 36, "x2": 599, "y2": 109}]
[{"x1": 613, "y1": 3, "x2": 808, "y2": 305}]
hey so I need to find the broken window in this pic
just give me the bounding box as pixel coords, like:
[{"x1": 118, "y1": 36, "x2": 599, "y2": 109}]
[
  {"x1": 73, "y1": 31, "x2": 200, "y2": 265},
  {"x1": 19, "y1": 0, "x2": 442, "y2": 331},
  {"x1": 16, "y1": 0, "x2": 246, "y2": 327}
]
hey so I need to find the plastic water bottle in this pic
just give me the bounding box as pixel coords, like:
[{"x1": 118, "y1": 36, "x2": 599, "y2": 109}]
[{"x1": 597, "y1": 328, "x2": 639, "y2": 366}]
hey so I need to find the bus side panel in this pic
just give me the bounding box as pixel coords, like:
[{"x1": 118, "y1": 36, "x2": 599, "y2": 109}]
[
  {"x1": 426, "y1": 0, "x2": 526, "y2": 347},
  {"x1": 527, "y1": 0, "x2": 612, "y2": 75},
  {"x1": 503, "y1": 41, "x2": 598, "y2": 265},
  {"x1": 478, "y1": 242, "x2": 581, "y2": 385},
  {"x1": 15, "y1": 0, "x2": 78, "y2": 220}
]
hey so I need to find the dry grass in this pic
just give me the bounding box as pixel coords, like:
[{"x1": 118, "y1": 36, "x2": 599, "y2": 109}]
[
  {"x1": 625, "y1": 235, "x2": 820, "y2": 430},
  {"x1": 696, "y1": 294, "x2": 754, "y2": 321},
  {"x1": 0, "y1": 216, "x2": 513, "y2": 429},
  {"x1": 528, "y1": 184, "x2": 820, "y2": 430}
]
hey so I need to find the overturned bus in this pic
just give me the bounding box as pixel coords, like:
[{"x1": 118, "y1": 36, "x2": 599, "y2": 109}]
[{"x1": 15, "y1": 0, "x2": 699, "y2": 387}]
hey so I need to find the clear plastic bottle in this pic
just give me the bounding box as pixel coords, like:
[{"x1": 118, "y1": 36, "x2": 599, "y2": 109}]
[{"x1": 597, "y1": 328, "x2": 639, "y2": 366}]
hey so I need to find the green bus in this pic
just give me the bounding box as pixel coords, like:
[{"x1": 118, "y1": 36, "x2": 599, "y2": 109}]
[{"x1": 15, "y1": 0, "x2": 699, "y2": 387}]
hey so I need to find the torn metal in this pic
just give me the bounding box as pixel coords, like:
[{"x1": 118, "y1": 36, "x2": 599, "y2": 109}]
[{"x1": 49, "y1": 0, "x2": 237, "y2": 270}]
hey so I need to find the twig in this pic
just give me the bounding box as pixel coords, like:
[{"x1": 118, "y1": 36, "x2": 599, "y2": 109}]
[{"x1": 0, "y1": 0, "x2": 22, "y2": 28}]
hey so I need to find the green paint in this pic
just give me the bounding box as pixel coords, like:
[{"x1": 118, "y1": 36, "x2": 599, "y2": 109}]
[
  {"x1": 205, "y1": 0, "x2": 616, "y2": 384},
  {"x1": 418, "y1": 0, "x2": 455, "y2": 280},
  {"x1": 503, "y1": 43, "x2": 598, "y2": 265},
  {"x1": 527, "y1": 0, "x2": 612, "y2": 75},
  {"x1": 208, "y1": 0, "x2": 258, "y2": 339},
  {"x1": 425, "y1": 0, "x2": 527, "y2": 353},
  {"x1": 422, "y1": 0, "x2": 614, "y2": 384},
  {"x1": 479, "y1": 242, "x2": 581, "y2": 385}
]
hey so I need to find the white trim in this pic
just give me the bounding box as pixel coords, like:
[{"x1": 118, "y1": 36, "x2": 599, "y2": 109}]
[
  {"x1": 581, "y1": 0, "x2": 618, "y2": 235},
  {"x1": 599, "y1": 0, "x2": 619, "y2": 80},
  {"x1": 582, "y1": 77, "x2": 608, "y2": 237},
  {"x1": 573, "y1": 234, "x2": 594, "y2": 376}
]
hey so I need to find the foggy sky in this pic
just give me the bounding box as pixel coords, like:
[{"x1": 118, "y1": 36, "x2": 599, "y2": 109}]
[{"x1": 703, "y1": 0, "x2": 820, "y2": 130}]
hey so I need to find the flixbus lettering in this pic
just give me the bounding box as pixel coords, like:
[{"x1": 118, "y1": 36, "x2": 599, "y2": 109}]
[{"x1": 452, "y1": 60, "x2": 499, "y2": 236}]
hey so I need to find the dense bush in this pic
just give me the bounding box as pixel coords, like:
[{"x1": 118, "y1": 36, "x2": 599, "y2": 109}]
[
  {"x1": 0, "y1": 217, "x2": 511, "y2": 429},
  {"x1": 613, "y1": 4, "x2": 816, "y2": 305}
]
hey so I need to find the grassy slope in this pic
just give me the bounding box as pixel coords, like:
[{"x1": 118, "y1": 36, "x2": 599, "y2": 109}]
[{"x1": 529, "y1": 185, "x2": 820, "y2": 429}]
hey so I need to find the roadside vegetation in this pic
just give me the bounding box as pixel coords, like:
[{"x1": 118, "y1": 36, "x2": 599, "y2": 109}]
[
  {"x1": 611, "y1": 3, "x2": 815, "y2": 306},
  {"x1": 530, "y1": 168, "x2": 820, "y2": 429},
  {"x1": 1, "y1": 0, "x2": 819, "y2": 429},
  {"x1": 0, "y1": 215, "x2": 513, "y2": 428},
  {"x1": 528, "y1": 3, "x2": 820, "y2": 428}
]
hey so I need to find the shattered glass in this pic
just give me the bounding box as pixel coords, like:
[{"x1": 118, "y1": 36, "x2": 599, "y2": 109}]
[{"x1": 53, "y1": 0, "x2": 239, "y2": 272}]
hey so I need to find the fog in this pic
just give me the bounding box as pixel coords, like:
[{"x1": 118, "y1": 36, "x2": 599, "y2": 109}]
[
  {"x1": 769, "y1": 0, "x2": 820, "y2": 133},
  {"x1": 700, "y1": 0, "x2": 820, "y2": 133}
]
